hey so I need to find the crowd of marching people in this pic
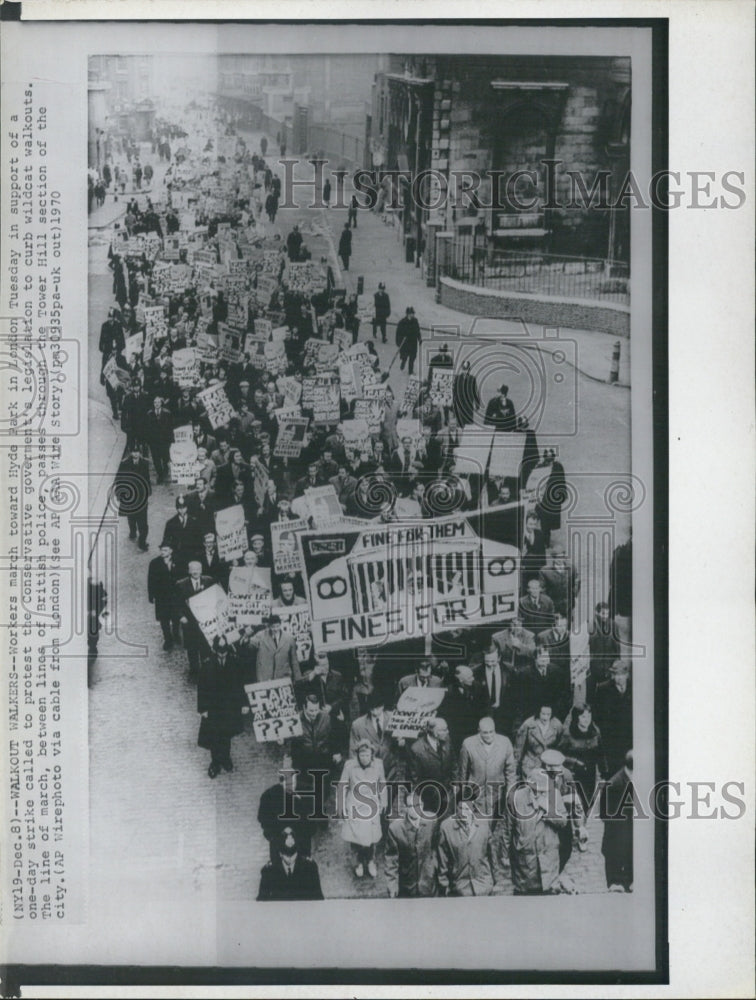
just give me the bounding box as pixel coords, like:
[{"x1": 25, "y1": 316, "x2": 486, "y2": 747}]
[{"x1": 97, "y1": 100, "x2": 634, "y2": 900}]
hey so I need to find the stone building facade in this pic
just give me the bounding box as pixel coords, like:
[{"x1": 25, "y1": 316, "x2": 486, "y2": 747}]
[{"x1": 368, "y1": 54, "x2": 631, "y2": 276}]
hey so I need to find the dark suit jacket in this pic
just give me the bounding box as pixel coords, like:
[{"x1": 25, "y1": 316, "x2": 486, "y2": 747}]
[
  {"x1": 472, "y1": 663, "x2": 514, "y2": 737},
  {"x1": 408, "y1": 734, "x2": 456, "y2": 787},
  {"x1": 439, "y1": 685, "x2": 487, "y2": 754},
  {"x1": 115, "y1": 456, "x2": 151, "y2": 516},
  {"x1": 163, "y1": 513, "x2": 201, "y2": 567},
  {"x1": 146, "y1": 555, "x2": 182, "y2": 620},
  {"x1": 257, "y1": 855, "x2": 324, "y2": 901},
  {"x1": 518, "y1": 592, "x2": 556, "y2": 636},
  {"x1": 517, "y1": 663, "x2": 570, "y2": 725},
  {"x1": 186, "y1": 489, "x2": 219, "y2": 534},
  {"x1": 144, "y1": 407, "x2": 175, "y2": 446}
]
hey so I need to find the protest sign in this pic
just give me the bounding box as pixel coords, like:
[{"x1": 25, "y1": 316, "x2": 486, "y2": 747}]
[
  {"x1": 173, "y1": 424, "x2": 194, "y2": 444},
  {"x1": 163, "y1": 235, "x2": 182, "y2": 261},
  {"x1": 196, "y1": 329, "x2": 220, "y2": 363},
  {"x1": 186, "y1": 583, "x2": 232, "y2": 647},
  {"x1": 254, "y1": 317, "x2": 272, "y2": 340},
  {"x1": 218, "y1": 324, "x2": 243, "y2": 364},
  {"x1": 305, "y1": 485, "x2": 344, "y2": 528},
  {"x1": 277, "y1": 605, "x2": 314, "y2": 664},
  {"x1": 333, "y1": 328, "x2": 352, "y2": 353},
  {"x1": 228, "y1": 567, "x2": 272, "y2": 627},
  {"x1": 396, "y1": 418, "x2": 423, "y2": 447},
  {"x1": 340, "y1": 418, "x2": 371, "y2": 460},
  {"x1": 123, "y1": 332, "x2": 144, "y2": 365},
  {"x1": 400, "y1": 375, "x2": 422, "y2": 414},
  {"x1": 487, "y1": 430, "x2": 530, "y2": 480},
  {"x1": 249, "y1": 457, "x2": 270, "y2": 509},
  {"x1": 244, "y1": 678, "x2": 302, "y2": 742},
  {"x1": 338, "y1": 359, "x2": 362, "y2": 404},
  {"x1": 264, "y1": 339, "x2": 287, "y2": 376},
  {"x1": 429, "y1": 366, "x2": 455, "y2": 408},
  {"x1": 172, "y1": 347, "x2": 201, "y2": 388},
  {"x1": 390, "y1": 686, "x2": 447, "y2": 739},
  {"x1": 314, "y1": 342, "x2": 339, "y2": 371},
  {"x1": 274, "y1": 416, "x2": 309, "y2": 459},
  {"x1": 271, "y1": 518, "x2": 308, "y2": 574},
  {"x1": 102, "y1": 357, "x2": 130, "y2": 392},
  {"x1": 354, "y1": 397, "x2": 384, "y2": 435},
  {"x1": 244, "y1": 337, "x2": 267, "y2": 369},
  {"x1": 452, "y1": 426, "x2": 496, "y2": 477},
  {"x1": 144, "y1": 305, "x2": 168, "y2": 342},
  {"x1": 198, "y1": 383, "x2": 236, "y2": 430},
  {"x1": 225, "y1": 289, "x2": 248, "y2": 331},
  {"x1": 169, "y1": 439, "x2": 199, "y2": 486},
  {"x1": 277, "y1": 375, "x2": 302, "y2": 408},
  {"x1": 305, "y1": 373, "x2": 341, "y2": 425},
  {"x1": 214, "y1": 504, "x2": 247, "y2": 562}
]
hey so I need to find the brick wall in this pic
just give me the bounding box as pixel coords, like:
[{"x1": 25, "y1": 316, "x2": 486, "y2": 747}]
[{"x1": 439, "y1": 277, "x2": 630, "y2": 338}]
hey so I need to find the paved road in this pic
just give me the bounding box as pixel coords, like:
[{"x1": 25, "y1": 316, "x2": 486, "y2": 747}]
[{"x1": 86, "y1": 127, "x2": 626, "y2": 904}]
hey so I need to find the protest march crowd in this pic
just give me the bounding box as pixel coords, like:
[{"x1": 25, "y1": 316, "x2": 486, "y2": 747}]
[{"x1": 96, "y1": 99, "x2": 635, "y2": 901}]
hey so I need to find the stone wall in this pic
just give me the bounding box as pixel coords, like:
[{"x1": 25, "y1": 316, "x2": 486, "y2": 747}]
[{"x1": 439, "y1": 277, "x2": 630, "y2": 338}]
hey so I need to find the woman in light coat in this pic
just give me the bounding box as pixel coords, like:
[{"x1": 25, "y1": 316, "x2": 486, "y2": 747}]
[
  {"x1": 515, "y1": 703, "x2": 564, "y2": 779},
  {"x1": 338, "y1": 740, "x2": 387, "y2": 879}
]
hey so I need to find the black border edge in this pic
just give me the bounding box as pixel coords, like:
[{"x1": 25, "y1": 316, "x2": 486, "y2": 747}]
[
  {"x1": 651, "y1": 14, "x2": 670, "y2": 987},
  {"x1": 0, "y1": 16, "x2": 670, "y2": 991}
]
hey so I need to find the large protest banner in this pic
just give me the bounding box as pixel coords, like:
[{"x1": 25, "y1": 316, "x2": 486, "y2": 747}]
[
  {"x1": 186, "y1": 583, "x2": 233, "y2": 647},
  {"x1": 277, "y1": 605, "x2": 314, "y2": 664},
  {"x1": 271, "y1": 518, "x2": 308, "y2": 574},
  {"x1": 198, "y1": 383, "x2": 236, "y2": 430},
  {"x1": 214, "y1": 505, "x2": 247, "y2": 562},
  {"x1": 244, "y1": 679, "x2": 303, "y2": 741},
  {"x1": 299, "y1": 505, "x2": 523, "y2": 653},
  {"x1": 390, "y1": 686, "x2": 446, "y2": 739}
]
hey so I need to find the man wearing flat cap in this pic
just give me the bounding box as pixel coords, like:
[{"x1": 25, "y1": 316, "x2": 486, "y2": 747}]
[{"x1": 509, "y1": 768, "x2": 569, "y2": 895}]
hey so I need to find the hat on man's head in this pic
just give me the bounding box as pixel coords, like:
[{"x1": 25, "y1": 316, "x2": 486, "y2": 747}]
[
  {"x1": 609, "y1": 659, "x2": 631, "y2": 676},
  {"x1": 540, "y1": 749, "x2": 566, "y2": 770}
]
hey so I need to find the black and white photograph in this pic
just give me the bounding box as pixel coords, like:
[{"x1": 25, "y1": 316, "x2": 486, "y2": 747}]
[
  {"x1": 0, "y1": 8, "x2": 753, "y2": 995},
  {"x1": 86, "y1": 37, "x2": 645, "y2": 911}
]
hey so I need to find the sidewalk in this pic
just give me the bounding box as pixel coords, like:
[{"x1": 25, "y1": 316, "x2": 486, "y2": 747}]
[{"x1": 337, "y1": 203, "x2": 631, "y2": 387}]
